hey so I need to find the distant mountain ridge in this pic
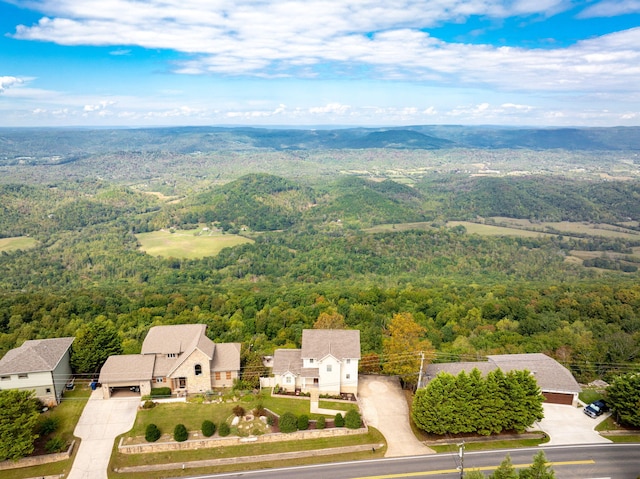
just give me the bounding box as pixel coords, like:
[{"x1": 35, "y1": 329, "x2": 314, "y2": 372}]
[{"x1": 1, "y1": 125, "x2": 639, "y2": 161}]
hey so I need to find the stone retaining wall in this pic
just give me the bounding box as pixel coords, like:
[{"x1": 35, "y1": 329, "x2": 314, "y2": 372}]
[
  {"x1": 0, "y1": 441, "x2": 75, "y2": 471},
  {"x1": 119, "y1": 427, "x2": 368, "y2": 454}
]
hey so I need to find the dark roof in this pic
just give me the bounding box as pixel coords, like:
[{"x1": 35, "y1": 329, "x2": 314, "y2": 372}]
[
  {"x1": 301, "y1": 329, "x2": 361, "y2": 360},
  {"x1": 425, "y1": 353, "x2": 581, "y2": 394},
  {"x1": 0, "y1": 337, "x2": 74, "y2": 375}
]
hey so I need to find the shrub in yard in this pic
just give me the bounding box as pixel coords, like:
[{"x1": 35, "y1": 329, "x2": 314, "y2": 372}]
[
  {"x1": 345, "y1": 409, "x2": 362, "y2": 429},
  {"x1": 142, "y1": 400, "x2": 156, "y2": 409},
  {"x1": 150, "y1": 387, "x2": 171, "y2": 398},
  {"x1": 145, "y1": 423, "x2": 161, "y2": 442},
  {"x1": 279, "y1": 412, "x2": 298, "y2": 433},
  {"x1": 232, "y1": 405, "x2": 246, "y2": 417},
  {"x1": 173, "y1": 424, "x2": 188, "y2": 442},
  {"x1": 45, "y1": 436, "x2": 66, "y2": 453},
  {"x1": 316, "y1": 416, "x2": 326, "y2": 429},
  {"x1": 202, "y1": 420, "x2": 216, "y2": 437},
  {"x1": 267, "y1": 414, "x2": 275, "y2": 426},
  {"x1": 218, "y1": 422, "x2": 231, "y2": 437},
  {"x1": 253, "y1": 403, "x2": 267, "y2": 417},
  {"x1": 334, "y1": 412, "x2": 345, "y2": 427},
  {"x1": 39, "y1": 416, "x2": 60, "y2": 435},
  {"x1": 297, "y1": 414, "x2": 309, "y2": 430}
]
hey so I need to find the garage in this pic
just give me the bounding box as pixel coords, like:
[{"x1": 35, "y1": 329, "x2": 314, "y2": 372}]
[
  {"x1": 98, "y1": 354, "x2": 154, "y2": 399},
  {"x1": 543, "y1": 391, "x2": 575, "y2": 405}
]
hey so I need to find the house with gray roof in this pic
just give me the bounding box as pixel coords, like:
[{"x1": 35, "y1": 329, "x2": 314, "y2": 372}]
[
  {"x1": 272, "y1": 329, "x2": 360, "y2": 395},
  {"x1": 99, "y1": 324, "x2": 240, "y2": 398},
  {"x1": 424, "y1": 353, "x2": 581, "y2": 405},
  {"x1": 0, "y1": 337, "x2": 74, "y2": 406}
]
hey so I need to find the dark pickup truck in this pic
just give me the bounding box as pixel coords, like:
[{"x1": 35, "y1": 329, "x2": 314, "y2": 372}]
[{"x1": 584, "y1": 399, "x2": 608, "y2": 418}]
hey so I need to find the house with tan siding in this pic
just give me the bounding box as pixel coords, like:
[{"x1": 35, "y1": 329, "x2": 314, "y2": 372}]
[{"x1": 99, "y1": 324, "x2": 240, "y2": 398}]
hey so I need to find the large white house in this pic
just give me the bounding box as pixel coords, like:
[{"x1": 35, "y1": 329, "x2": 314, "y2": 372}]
[
  {"x1": 0, "y1": 337, "x2": 75, "y2": 406},
  {"x1": 272, "y1": 329, "x2": 360, "y2": 395}
]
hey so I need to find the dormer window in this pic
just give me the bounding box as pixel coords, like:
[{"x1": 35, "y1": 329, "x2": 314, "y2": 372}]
[
  {"x1": 194, "y1": 364, "x2": 202, "y2": 376},
  {"x1": 167, "y1": 353, "x2": 177, "y2": 358},
  {"x1": 309, "y1": 358, "x2": 314, "y2": 364}
]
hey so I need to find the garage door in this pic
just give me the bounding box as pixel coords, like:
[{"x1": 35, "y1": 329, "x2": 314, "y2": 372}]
[
  {"x1": 543, "y1": 392, "x2": 573, "y2": 405},
  {"x1": 109, "y1": 385, "x2": 141, "y2": 398}
]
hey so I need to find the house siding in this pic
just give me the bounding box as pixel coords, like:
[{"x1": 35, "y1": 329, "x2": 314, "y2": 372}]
[
  {"x1": 171, "y1": 349, "x2": 212, "y2": 394},
  {"x1": 318, "y1": 356, "x2": 341, "y2": 395},
  {"x1": 0, "y1": 371, "x2": 56, "y2": 406},
  {"x1": 52, "y1": 349, "x2": 73, "y2": 403},
  {"x1": 341, "y1": 358, "x2": 359, "y2": 394}
]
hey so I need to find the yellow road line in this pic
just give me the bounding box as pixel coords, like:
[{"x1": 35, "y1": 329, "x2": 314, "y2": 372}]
[{"x1": 352, "y1": 460, "x2": 596, "y2": 478}]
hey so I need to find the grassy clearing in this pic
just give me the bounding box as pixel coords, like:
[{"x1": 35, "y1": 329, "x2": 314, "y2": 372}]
[
  {"x1": 447, "y1": 221, "x2": 553, "y2": 238},
  {"x1": 490, "y1": 217, "x2": 640, "y2": 240},
  {"x1": 1, "y1": 388, "x2": 91, "y2": 479},
  {"x1": 0, "y1": 236, "x2": 39, "y2": 252},
  {"x1": 364, "y1": 221, "x2": 435, "y2": 234},
  {"x1": 136, "y1": 228, "x2": 253, "y2": 259},
  {"x1": 110, "y1": 427, "x2": 385, "y2": 478}
]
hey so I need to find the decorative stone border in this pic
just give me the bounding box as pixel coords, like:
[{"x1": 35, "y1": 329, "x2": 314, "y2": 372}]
[{"x1": 0, "y1": 440, "x2": 75, "y2": 471}]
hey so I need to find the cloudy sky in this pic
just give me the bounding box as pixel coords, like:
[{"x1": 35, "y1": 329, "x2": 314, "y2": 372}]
[{"x1": 1, "y1": 0, "x2": 639, "y2": 127}]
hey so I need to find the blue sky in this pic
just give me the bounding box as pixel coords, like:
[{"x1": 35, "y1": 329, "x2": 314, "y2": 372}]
[{"x1": 1, "y1": 0, "x2": 639, "y2": 127}]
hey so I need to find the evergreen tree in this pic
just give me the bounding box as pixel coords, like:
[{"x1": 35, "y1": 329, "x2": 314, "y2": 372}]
[
  {"x1": 0, "y1": 390, "x2": 40, "y2": 461},
  {"x1": 519, "y1": 451, "x2": 555, "y2": 479},
  {"x1": 490, "y1": 454, "x2": 518, "y2": 479},
  {"x1": 607, "y1": 372, "x2": 640, "y2": 427}
]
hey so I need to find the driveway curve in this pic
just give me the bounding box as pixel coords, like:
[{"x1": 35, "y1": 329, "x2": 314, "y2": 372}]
[
  {"x1": 359, "y1": 375, "x2": 434, "y2": 457},
  {"x1": 68, "y1": 389, "x2": 139, "y2": 479}
]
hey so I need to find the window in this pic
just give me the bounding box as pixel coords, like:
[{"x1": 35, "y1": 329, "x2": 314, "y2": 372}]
[
  {"x1": 46, "y1": 388, "x2": 52, "y2": 393},
  {"x1": 326, "y1": 365, "x2": 332, "y2": 372},
  {"x1": 156, "y1": 377, "x2": 164, "y2": 383},
  {"x1": 194, "y1": 364, "x2": 202, "y2": 376},
  {"x1": 167, "y1": 353, "x2": 177, "y2": 358},
  {"x1": 346, "y1": 359, "x2": 351, "y2": 365},
  {"x1": 286, "y1": 376, "x2": 292, "y2": 384},
  {"x1": 346, "y1": 374, "x2": 350, "y2": 379},
  {"x1": 0, "y1": 376, "x2": 9, "y2": 381},
  {"x1": 309, "y1": 358, "x2": 314, "y2": 364},
  {"x1": 226, "y1": 371, "x2": 232, "y2": 380},
  {"x1": 18, "y1": 373, "x2": 28, "y2": 379},
  {"x1": 215, "y1": 372, "x2": 221, "y2": 380}
]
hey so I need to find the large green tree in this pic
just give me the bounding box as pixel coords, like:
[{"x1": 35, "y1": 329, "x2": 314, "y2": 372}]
[
  {"x1": 519, "y1": 451, "x2": 555, "y2": 479},
  {"x1": 606, "y1": 372, "x2": 640, "y2": 427},
  {"x1": 70, "y1": 316, "x2": 123, "y2": 374},
  {"x1": 0, "y1": 390, "x2": 40, "y2": 461}
]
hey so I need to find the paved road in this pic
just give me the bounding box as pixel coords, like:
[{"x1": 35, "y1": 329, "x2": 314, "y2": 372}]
[
  {"x1": 67, "y1": 389, "x2": 139, "y2": 479},
  {"x1": 358, "y1": 375, "x2": 435, "y2": 457},
  {"x1": 178, "y1": 444, "x2": 640, "y2": 479}
]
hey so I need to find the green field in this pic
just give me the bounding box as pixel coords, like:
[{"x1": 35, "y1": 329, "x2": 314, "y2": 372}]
[
  {"x1": 446, "y1": 221, "x2": 554, "y2": 238},
  {"x1": 0, "y1": 236, "x2": 39, "y2": 252},
  {"x1": 136, "y1": 228, "x2": 253, "y2": 259}
]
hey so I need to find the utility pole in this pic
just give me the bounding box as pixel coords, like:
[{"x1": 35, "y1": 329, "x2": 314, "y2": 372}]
[
  {"x1": 457, "y1": 441, "x2": 465, "y2": 479},
  {"x1": 417, "y1": 351, "x2": 425, "y2": 389}
]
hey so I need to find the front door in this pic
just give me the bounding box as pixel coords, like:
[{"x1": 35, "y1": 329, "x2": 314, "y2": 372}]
[{"x1": 178, "y1": 377, "x2": 186, "y2": 389}]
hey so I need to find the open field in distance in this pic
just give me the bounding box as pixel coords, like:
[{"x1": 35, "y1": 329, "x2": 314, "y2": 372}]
[
  {"x1": 136, "y1": 228, "x2": 253, "y2": 259},
  {"x1": 0, "y1": 236, "x2": 39, "y2": 252}
]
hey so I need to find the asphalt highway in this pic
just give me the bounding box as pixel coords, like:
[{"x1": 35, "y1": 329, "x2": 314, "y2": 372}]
[{"x1": 179, "y1": 444, "x2": 640, "y2": 479}]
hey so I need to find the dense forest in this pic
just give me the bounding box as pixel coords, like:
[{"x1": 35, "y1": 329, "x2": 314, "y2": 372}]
[{"x1": 1, "y1": 127, "x2": 640, "y2": 384}]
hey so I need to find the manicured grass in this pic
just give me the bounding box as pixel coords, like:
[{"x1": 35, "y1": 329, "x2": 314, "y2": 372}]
[
  {"x1": 579, "y1": 388, "x2": 604, "y2": 405},
  {"x1": 0, "y1": 236, "x2": 39, "y2": 252},
  {"x1": 136, "y1": 228, "x2": 253, "y2": 259},
  {"x1": 130, "y1": 402, "x2": 231, "y2": 437},
  {"x1": 110, "y1": 427, "x2": 386, "y2": 478},
  {"x1": 318, "y1": 400, "x2": 357, "y2": 412},
  {"x1": 429, "y1": 434, "x2": 548, "y2": 453}
]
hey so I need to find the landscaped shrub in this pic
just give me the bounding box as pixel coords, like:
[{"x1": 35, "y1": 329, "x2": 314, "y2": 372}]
[
  {"x1": 218, "y1": 421, "x2": 231, "y2": 437},
  {"x1": 334, "y1": 412, "x2": 345, "y2": 427},
  {"x1": 267, "y1": 415, "x2": 275, "y2": 426},
  {"x1": 202, "y1": 420, "x2": 216, "y2": 437},
  {"x1": 150, "y1": 387, "x2": 171, "y2": 398},
  {"x1": 345, "y1": 409, "x2": 362, "y2": 429},
  {"x1": 316, "y1": 416, "x2": 326, "y2": 429},
  {"x1": 45, "y1": 436, "x2": 66, "y2": 453},
  {"x1": 253, "y1": 403, "x2": 267, "y2": 417},
  {"x1": 297, "y1": 414, "x2": 309, "y2": 430},
  {"x1": 145, "y1": 424, "x2": 161, "y2": 442},
  {"x1": 232, "y1": 405, "x2": 246, "y2": 417},
  {"x1": 142, "y1": 400, "x2": 156, "y2": 409},
  {"x1": 279, "y1": 412, "x2": 298, "y2": 433},
  {"x1": 173, "y1": 424, "x2": 188, "y2": 442},
  {"x1": 39, "y1": 417, "x2": 60, "y2": 435}
]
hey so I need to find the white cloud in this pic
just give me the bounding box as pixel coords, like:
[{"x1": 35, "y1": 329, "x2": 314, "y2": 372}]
[
  {"x1": 0, "y1": 76, "x2": 24, "y2": 93},
  {"x1": 578, "y1": 0, "x2": 640, "y2": 17},
  {"x1": 83, "y1": 100, "x2": 115, "y2": 111},
  {"x1": 308, "y1": 103, "x2": 351, "y2": 114}
]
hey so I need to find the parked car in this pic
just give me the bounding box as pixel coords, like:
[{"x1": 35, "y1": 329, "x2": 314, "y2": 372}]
[{"x1": 584, "y1": 399, "x2": 608, "y2": 418}]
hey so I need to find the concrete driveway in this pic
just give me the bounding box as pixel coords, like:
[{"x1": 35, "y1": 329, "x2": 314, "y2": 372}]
[
  {"x1": 535, "y1": 403, "x2": 612, "y2": 446},
  {"x1": 68, "y1": 389, "x2": 139, "y2": 479},
  {"x1": 359, "y1": 375, "x2": 434, "y2": 457}
]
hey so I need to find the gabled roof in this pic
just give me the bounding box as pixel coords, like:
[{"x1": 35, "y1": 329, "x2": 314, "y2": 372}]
[
  {"x1": 212, "y1": 343, "x2": 241, "y2": 372},
  {"x1": 99, "y1": 354, "x2": 155, "y2": 383},
  {"x1": 142, "y1": 324, "x2": 214, "y2": 357},
  {"x1": 0, "y1": 337, "x2": 74, "y2": 375},
  {"x1": 424, "y1": 353, "x2": 581, "y2": 394},
  {"x1": 301, "y1": 329, "x2": 361, "y2": 360},
  {"x1": 272, "y1": 349, "x2": 303, "y2": 375}
]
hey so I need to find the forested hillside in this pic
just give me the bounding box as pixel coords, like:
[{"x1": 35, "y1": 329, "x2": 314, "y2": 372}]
[{"x1": 1, "y1": 128, "x2": 640, "y2": 384}]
